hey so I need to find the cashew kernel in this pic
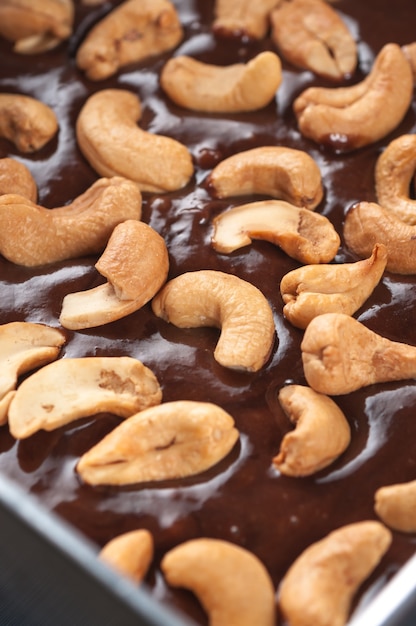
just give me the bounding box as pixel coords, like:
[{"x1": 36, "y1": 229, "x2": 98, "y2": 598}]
[
  {"x1": 402, "y1": 42, "x2": 416, "y2": 83},
  {"x1": 375, "y1": 480, "x2": 416, "y2": 533},
  {"x1": 0, "y1": 158, "x2": 37, "y2": 201},
  {"x1": 213, "y1": 0, "x2": 280, "y2": 39},
  {"x1": 99, "y1": 529, "x2": 154, "y2": 583},
  {"x1": 0, "y1": 93, "x2": 58, "y2": 153}
]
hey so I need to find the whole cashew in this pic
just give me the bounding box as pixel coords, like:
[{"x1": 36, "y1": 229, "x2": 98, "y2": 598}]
[
  {"x1": 213, "y1": 0, "x2": 281, "y2": 39},
  {"x1": 0, "y1": 158, "x2": 37, "y2": 201},
  {"x1": 99, "y1": 529, "x2": 154, "y2": 583},
  {"x1": 76, "y1": 89, "x2": 194, "y2": 193},
  {"x1": 375, "y1": 480, "x2": 416, "y2": 533},
  {"x1": 161, "y1": 538, "x2": 276, "y2": 626},
  {"x1": 0, "y1": 93, "x2": 58, "y2": 153}
]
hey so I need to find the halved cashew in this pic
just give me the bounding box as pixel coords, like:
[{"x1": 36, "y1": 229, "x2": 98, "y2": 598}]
[
  {"x1": 211, "y1": 200, "x2": 340, "y2": 264},
  {"x1": 77, "y1": 401, "x2": 239, "y2": 486},
  {"x1": 0, "y1": 158, "x2": 37, "y2": 201},
  {"x1": 76, "y1": 0, "x2": 183, "y2": 81},
  {"x1": 76, "y1": 89, "x2": 193, "y2": 193},
  {"x1": 273, "y1": 385, "x2": 350, "y2": 476},
  {"x1": 213, "y1": 0, "x2": 280, "y2": 39},
  {"x1": 402, "y1": 42, "x2": 416, "y2": 83},
  {"x1": 59, "y1": 220, "x2": 169, "y2": 330},
  {"x1": 293, "y1": 43, "x2": 413, "y2": 150},
  {"x1": 375, "y1": 480, "x2": 416, "y2": 533},
  {"x1": 151, "y1": 270, "x2": 275, "y2": 372},
  {"x1": 99, "y1": 529, "x2": 154, "y2": 583},
  {"x1": 279, "y1": 521, "x2": 392, "y2": 626},
  {"x1": 270, "y1": 0, "x2": 357, "y2": 81},
  {"x1": 8, "y1": 356, "x2": 162, "y2": 439},
  {"x1": 160, "y1": 51, "x2": 282, "y2": 113},
  {"x1": 280, "y1": 244, "x2": 387, "y2": 329},
  {"x1": 0, "y1": 94, "x2": 58, "y2": 153},
  {"x1": 207, "y1": 146, "x2": 323, "y2": 210},
  {"x1": 0, "y1": 176, "x2": 142, "y2": 267},
  {"x1": 301, "y1": 313, "x2": 416, "y2": 395},
  {"x1": 375, "y1": 134, "x2": 416, "y2": 225},
  {"x1": 161, "y1": 538, "x2": 276, "y2": 626}
]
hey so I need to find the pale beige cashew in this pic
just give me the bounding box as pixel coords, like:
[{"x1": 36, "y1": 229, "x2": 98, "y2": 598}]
[
  {"x1": 280, "y1": 243, "x2": 387, "y2": 329},
  {"x1": 76, "y1": 89, "x2": 193, "y2": 193},
  {"x1": 0, "y1": 158, "x2": 37, "y2": 201},
  {"x1": 0, "y1": 94, "x2": 58, "y2": 153},
  {"x1": 59, "y1": 220, "x2": 169, "y2": 330},
  {"x1": 402, "y1": 42, "x2": 416, "y2": 83},
  {"x1": 160, "y1": 51, "x2": 282, "y2": 113},
  {"x1": 375, "y1": 134, "x2": 416, "y2": 225},
  {"x1": 279, "y1": 521, "x2": 392, "y2": 626},
  {"x1": 273, "y1": 385, "x2": 350, "y2": 476},
  {"x1": 301, "y1": 313, "x2": 416, "y2": 395},
  {"x1": 375, "y1": 480, "x2": 416, "y2": 533},
  {"x1": 8, "y1": 356, "x2": 162, "y2": 439},
  {"x1": 213, "y1": 0, "x2": 280, "y2": 39},
  {"x1": 0, "y1": 177, "x2": 142, "y2": 267},
  {"x1": 207, "y1": 146, "x2": 323, "y2": 209},
  {"x1": 212, "y1": 200, "x2": 340, "y2": 264},
  {"x1": 151, "y1": 270, "x2": 275, "y2": 372},
  {"x1": 99, "y1": 529, "x2": 154, "y2": 583},
  {"x1": 161, "y1": 538, "x2": 276, "y2": 626},
  {"x1": 76, "y1": 0, "x2": 183, "y2": 81},
  {"x1": 270, "y1": 0, "x2": 357, "y2": 81},
  {"x1": 293, "y1": 43, "x2": 413, "y2": 150}
]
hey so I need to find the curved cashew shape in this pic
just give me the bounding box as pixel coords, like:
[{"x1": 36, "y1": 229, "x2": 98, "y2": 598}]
[
  {"x1": 60, "y1": 220, "x2": 169, "y2": 330},
  {"x1": 301, "y1": 313, "x2": 416, "y2": 395},
  {"x1": 213, "y1": 0, "x2": 280, "y2": 39},
  {"x1": 279, "y1": 521, "x2": 392, "y2": 626},
  {"x1": 0, "y1": 94, "x2": 58, "y2": 153},
  {"x1": 151, "y1": 270, "x2": 275, "y2": 372},
  {"x1": 76, "y1": 89, "x2": 194, "y2": 193},
  {"x1": 0, "y1": 176, "x2": 142, "y2": 267},
  {"x1": 0, "y1": 158, "x2": 37, "y2": 201},
  {"x1": 280, "y1": 243, "x2": 387, "y2": 329},
  {"x1": 161, "y1": 538, "x2": 276, "y2": 626},
  {"x1": 160, "y1": 51, "x2": 282, "y2": 113},
  {"x1": 99, "y1": 529, "x2": 154, "y2": 583},
  {"x1": 293, "y1": 43, "x2": 413, "y2": 150},
  {"x1": 375, "y1": 480, "x2": 416, "y2": 533},
  {"x1": 8, "y1": 356, "x2": 162, "y2": 439},
  {"x1": 211, "y1": 200, "x2": 340, "y2": 263},
  {"x1": 207, "y1": 146, "x2": 323, "y2": 209}
]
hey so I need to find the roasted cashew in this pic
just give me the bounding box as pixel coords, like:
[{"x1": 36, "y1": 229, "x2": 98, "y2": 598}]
[
  {"x1": 280, "y1": 244, "x2": 387, "y2": 329},
  {"x1": 402, "y1": 42, "x2": 416, "y2": 83},
  {"x1": 60, "y1": 220, "x2": 169, "y2": 330},
  {"x1": 0, "y1": 177, "x2": 142, "y2": 267},
  {"x1": 76, "y1": 89, "x2": 194, "y2": 193},
  {"x1": 161, "y1": 538, "x2": 276, "y2": 626},
  {"x1": 301, "y1": 313, "x2": 416, "y2": 395},
  {"x1": 151, "y1": 270, "x2": 275, "y2": 372},
  {"x1": 375, "y1": 480, "x2": 416, "y2": 533},
  {"x1": 279, "y1": 521, "x2": 392, "y2": 626},
  {"x1": 0, "y1": 158, "x2": 37, "y2": 201},
  {"x1": 99, "y1": 529, "x2": 154, "y2": 583},
  {"x1": 293, "y1": 43, "x2": 413, "y2": 150},
  {"x1": 207, "y1": 146, "x2": 323, "y2": 209},
  {"x1": 0, "y1": 94, "x2": 58, "y2": 153},
  {"x1": 270, "y1": 0, "x2": 357, "y2": 81},
  {"x1": 213, "y1": 0, "x2": 280, "y2": 39}
]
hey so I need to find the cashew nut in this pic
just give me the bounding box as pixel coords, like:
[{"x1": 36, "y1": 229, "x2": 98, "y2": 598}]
[
  {"x1": 77, "y1": 400, "x2": 239, "y2": 486},
  {"x1": 280, "y1": 244, "x2": 387, "y2": 329},
  {"x1": 160, "y1": 51, "x2": 282, "y2": 113},
  {"x1": 0, "y1": 177, "x2": 142, "y2": 267},
  {"x1": 76, "y1": 0, "x2": 183, "y2": 81},
  {"x1": 375, "y1": 480, "x2": 416, "y2": 533},
  {"x1": 293, "y1": 43, "x2": 413, "y2": 150},
  {"x1": 211, "y1": 199, "x2": 340, "y2": 263},
  {"x1": 161, "y1": 538, "x2": 276, "y2": 626},
  {"x1": 270, "y1": 0, "x2": 357, "y2": 81},
  {"x1": 99, "y1": 529, "x2": 154, "y2": 583},
  {"x1": 402, "y1": 42, "x2": 416, "y2": 83},
  {"x1": 76, "y1": 89, "x2": 194, "y2": 193},
  {"x1": 213, "y1": 0, "x2": 280, "y2": 39},
  {"x1": 0, "y1": 93, "x2": 58, "y2": 153},
  {"x1": 0, "y1": 158, "x2": 37, "y2": 201},
  {"x1": 301, "y1": 313, "x2": 416, "y2": 395},
  {"x1": 151, "y1": 270, "x2": 275, "y2": 372},
  {"x1": 207, "y1": 146, "x2": 323, "y2": 209},
  {"x1": 8, "y1": 356, "x2": 162, "y2": 439},
  {"x1": 59, "y1": 220, "x2": 169, "y2": 330},
  {"x1": 278, "y1": 521, "x2": 392, "y2": 626}
]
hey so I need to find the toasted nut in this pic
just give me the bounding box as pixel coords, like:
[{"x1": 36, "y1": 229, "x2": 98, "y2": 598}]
[
  {"x1": 8, "y1": 356, "x2": 162, "y2": 439},
  {"x1": 273, "y1": 385, "x2": 350, "y2": 476},
  {"x1": 0, "y1": 158, "x2": 37, "y2": 201},
  {"x1": 213, "y1": 0, "x2": 280, "y2": 39},
  {"x1": 0, "y1": 177, "x2": 142, "y2": 267},
  {"x1": 160, "y1": 51, "x2": 282, "y2": 113},
  {"x1": 76, "y1": 0, "x2": 183, "y2": 81},
  {"x1": 0, "y1": 93, "x2": 58, "y2": 153},
  {"x1": 211, "y1": 199, "x2": 340, "y2": 263},
  {"x1": 280, "y1": 244, "x2": 387, "y2": 329},
  {"x1": 77, "y1": 400, "x2": 239, "y2": 485},
  {"x1": 151, "y1": 270, "x2": 275, "y2": 372},
  {"x1": 375, "y1": 480, "x2": 416, "y2": 533},
  {"x1": 161, "y1": 538, "x2": 276, "y2": 626},
  {"x1": 293, "y1": 43, "x2": 413, "y2": 150},
  {"x1": 99, "y1": 529, "x2": 154, "y2": 583},
  {"x1": 59, "y1": 220, "x2": 169, "y2": 330},
  {"x1": 375, "y1": 134, "x2": 416, "y2": 225},
  {"x1": 271, "y1": 0, "x2": 357, "y2": 81},
  {"x1": 279, "y1": 521, "x2": 392, "y2": 626},
  {"x1": 207, "y1": 146, "x2": 323, "y2": 209},
  {"x1": 402, "y1": 42, "x2": 416, "y2": 83},
  {"x1": 301, "y1": 313, "x2": 416, "y2": 395},
  {"x1": 76, "y1": 89, "x2": 193, "y2": 193}
]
